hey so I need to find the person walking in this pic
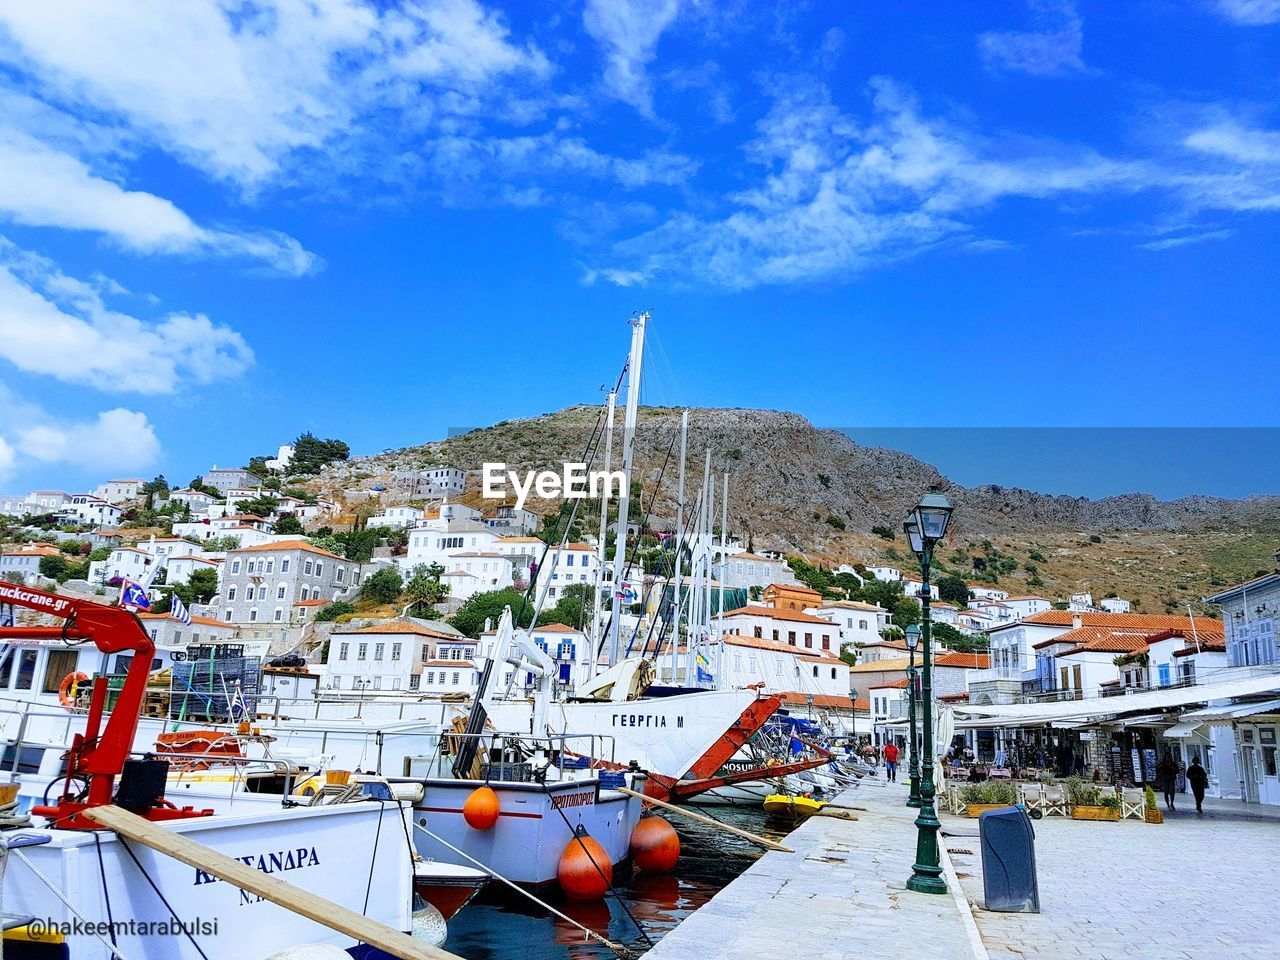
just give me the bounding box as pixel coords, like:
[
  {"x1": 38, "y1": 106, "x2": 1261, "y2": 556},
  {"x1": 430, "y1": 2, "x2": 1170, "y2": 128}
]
[
  {"x1": 1186, "y1": 756, "x2": 1209, "y2": 814},
  {"x1": 883, "y1": 741, "x2": 900, "y2": 783},
  {"x1": 1156, "y1": 749, "x2": 1179, "y2": 812}
]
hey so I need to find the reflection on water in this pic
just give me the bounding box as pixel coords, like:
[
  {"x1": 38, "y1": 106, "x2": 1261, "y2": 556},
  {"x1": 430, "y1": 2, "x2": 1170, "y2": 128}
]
[{"x1": 443, "y1": 807, "x2": 793, "y2": 959}]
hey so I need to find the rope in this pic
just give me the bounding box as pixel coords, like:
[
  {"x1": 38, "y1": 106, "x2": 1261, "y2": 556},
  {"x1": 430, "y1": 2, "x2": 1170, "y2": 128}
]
[
  {"x1": 361, "y1": 797, "x2": 386, "y2": 915},
  {"x1": 117, "y1": 838, "x2": 210, "y2": 960},
  {"x1": 0, "y1": 798, "x2": 32, "y2": 960},
  {"x1": 93, "y1": 833, "x2": 120, "y2": 955},
  {"x1": 10, "y1": 848, "x2": 134, "y2": 960},
  {"x1": 410, "y1": 820, "x2": 637, "y2": 959},
  {"x1": 540, "y1": 781, "x2": 653, "y2": 946}
]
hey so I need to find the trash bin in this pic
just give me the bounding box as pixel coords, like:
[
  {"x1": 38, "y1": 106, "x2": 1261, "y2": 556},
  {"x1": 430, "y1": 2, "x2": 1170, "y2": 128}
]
[{"x1": 979, "y1": 806, "x2": 1039, "y2": 912}]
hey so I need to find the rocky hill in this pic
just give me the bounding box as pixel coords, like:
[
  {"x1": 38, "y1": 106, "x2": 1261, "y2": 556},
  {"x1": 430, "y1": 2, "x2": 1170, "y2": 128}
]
[{"x1": 318, "y1": 406, "x2": 1280, "y2": 613}]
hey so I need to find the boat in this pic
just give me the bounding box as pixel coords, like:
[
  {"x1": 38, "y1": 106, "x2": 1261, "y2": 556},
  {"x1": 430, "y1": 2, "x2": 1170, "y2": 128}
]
[
  {"x1": 413, "y1": 858, "x2": 489, "y2": 919},
  {"x1": 763, "y1": 792, "x2": 825, "y2": 820},
  {"x1": 0, "y1": 582, "x2": 439, "y2": 960}
]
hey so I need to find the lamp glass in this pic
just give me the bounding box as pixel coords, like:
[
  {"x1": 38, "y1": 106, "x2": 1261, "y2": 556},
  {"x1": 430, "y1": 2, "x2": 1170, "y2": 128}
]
[
  {"x1": 915, "y1": 491, "x2": 953, "y2": 542},
  {"x1": 903, "y1": 518, "x2": 924, "y2": 555},
  {"x1": 905, "y1": 624, "x2": 920, "y2": 650}
]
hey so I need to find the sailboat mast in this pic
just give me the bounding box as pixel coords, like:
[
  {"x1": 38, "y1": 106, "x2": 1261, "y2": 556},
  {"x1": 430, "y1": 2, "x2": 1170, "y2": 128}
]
[
  {"x1": 607, "y1": 311, "x2": 647, "y2": 667},
  {"x1": 716, "y1": 470, "x2": 729, "y2": 687},
  {"x1": 590, "y1": 389, "x2": 616, "y2": 676},
  {"x1": 670, "y1": 409, "x2": 688, "y2": 684}
]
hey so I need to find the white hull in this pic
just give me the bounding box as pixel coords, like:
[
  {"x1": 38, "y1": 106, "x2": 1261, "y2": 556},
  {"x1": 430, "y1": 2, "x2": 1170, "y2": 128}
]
[
  {"x1": 402, "y1": 773, "x2": 645, "y2": 886},
  {"x1": 5, "y1": 802, "x2": 413, "y2": 960}
]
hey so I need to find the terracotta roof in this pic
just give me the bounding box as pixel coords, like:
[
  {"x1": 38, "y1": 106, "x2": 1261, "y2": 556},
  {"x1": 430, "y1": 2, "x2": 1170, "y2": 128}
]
[
  {"x1": 934, "y1": 652, "x2": 990, "y2": 669},
  {"x1": 292, "y1": 599, "x2": 329, "y2": 607},
  {"x1": 338, "y1": 620, "x2": 460, "y2": 639},
  {"x1": 939, "y1": 692, "x2": 970, "y2": 703},
  {"x1": 1032, "y1": 619, "x2": 1223, "y2": 652},
  {"x1": 1022, "y1": 611, "x2": 1221, "y2": 631},
  {"x1": 848, "y1": 657, "x2": 911, "y2": 672},
  {"x1": 423, "y1": 660, "x2": 476, "y2": 668},
  {"x1": 530, "y1": 623, "x2": 584, "y2": 634},
  {"x1": 724, "y1": 633, "x2": 834, "y2": 659},
  {"x1": 777, "y1": 692, "x2": 855, "y2": 710},
  {"x1": 820, "y1": 600, "x2": 887, "y2": 612},
  {"x1": 870, "y1": 677, "x2": 911, "y2": 690},
  {"x1": 497, "y1": 536, "x2": 543, "y2": 543},
  {"x1": 1173, "y1": 638, "x2": 1228, "y2": 656},
  {"x1": 723, "y1": 605, "x2": 835, "y2": 626},
  {"x1": 228, "y1": 539, "x2": 344, "y2": 560},
  {"x1": 3, "y1": 545, "x2": 62, "y2": 557}
]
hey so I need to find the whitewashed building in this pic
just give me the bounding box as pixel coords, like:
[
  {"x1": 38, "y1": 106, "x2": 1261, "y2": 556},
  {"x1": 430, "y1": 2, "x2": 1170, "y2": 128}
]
[
  {"x1": 94, "y1": 479, "x2": 144, "y2": 504},
  {"x1": 807, "y1": 600, "x2": 890, "y2": 648},
  {"x1": 325, "y1": 619, "x2": 466, "y2": 692},
  {"x1": 212, "y1": 540, "x2": 362, "y2": 626},
  {"x1": 368, "y1": 505, "x2": 425, "y2": 529}
]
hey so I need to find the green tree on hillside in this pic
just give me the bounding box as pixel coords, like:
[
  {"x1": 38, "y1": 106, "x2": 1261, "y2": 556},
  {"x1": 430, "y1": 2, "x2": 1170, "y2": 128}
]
[
  {"x1": 289, "y1": 434, "x2": 350, "y2": 475},
  {"x1": 360, "y1": 566, "x2": 404, "y2": 605},
  {"x1": 450, "y1": 589, "x2": 535, "y2": 638},
  {"x1": 936, "y1": 574, "x2": 971, "y2": 605}
]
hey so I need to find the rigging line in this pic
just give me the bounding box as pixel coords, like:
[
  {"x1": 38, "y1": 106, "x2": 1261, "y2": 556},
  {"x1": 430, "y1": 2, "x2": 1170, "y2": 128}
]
[
  {"x1": 93, "y1": 832, "x2": 119, "y2": 954},
  {"x1": 639, "y1": 479, "x2": 707, "y2": 663},
  {"x1": 648, "y1": 325, "x2": 686, "y2": 410},
  {"x1": 362, "y1": 797, "x2": 387, "y2": 916},
  {"x1": 12, "y1": 851, "x2": 135, "y2": 960},
  {"x1": 117, "y1": 838, "x2": 210, "y2": 960}
]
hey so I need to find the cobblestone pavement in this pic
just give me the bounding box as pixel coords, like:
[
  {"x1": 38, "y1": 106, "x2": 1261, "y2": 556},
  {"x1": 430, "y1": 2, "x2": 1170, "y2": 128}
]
[{"x1": 947, "y1": 798, "x2": 1280, "y2": 960}]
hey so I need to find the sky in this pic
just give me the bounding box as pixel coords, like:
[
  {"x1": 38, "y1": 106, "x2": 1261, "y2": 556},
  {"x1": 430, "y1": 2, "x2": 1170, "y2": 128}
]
[{"x1": 1, "y1": 1, "x2": 1279, "y2": 501}]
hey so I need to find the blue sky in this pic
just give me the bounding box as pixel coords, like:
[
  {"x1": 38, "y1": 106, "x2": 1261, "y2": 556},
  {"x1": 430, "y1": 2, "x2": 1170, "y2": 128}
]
[{"x1": 1, "y1": 1, "x2": 1278, "y2": 500}]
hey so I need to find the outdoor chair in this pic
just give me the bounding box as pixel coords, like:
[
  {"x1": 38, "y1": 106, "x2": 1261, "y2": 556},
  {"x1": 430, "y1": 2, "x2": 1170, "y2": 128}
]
[
  {"x1": 1041, "y1": 782, "x2": 1070, "y2": 817},
  {"x1": 1116, "y1": 785, "x2": 1144, "y2": 820},
  {"x1": 1019, "y1": 783, "x2": 1046, "y2": 817}
]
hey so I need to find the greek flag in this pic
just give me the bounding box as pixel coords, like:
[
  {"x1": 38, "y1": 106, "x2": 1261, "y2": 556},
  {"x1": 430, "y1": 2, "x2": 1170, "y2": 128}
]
[
  {"x1": 171, "y1": 593, "x2": 192, "y2": 626},
  {"x1": 120, "y1": 579, "x2": 152, "y2": 611}
]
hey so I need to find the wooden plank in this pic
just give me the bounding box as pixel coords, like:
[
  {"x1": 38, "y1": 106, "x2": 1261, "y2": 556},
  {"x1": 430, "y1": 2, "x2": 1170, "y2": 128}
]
[
  {"x1": 83, "y1": 805, "x2": 463, "y2": 960},
  {"x1": 617, "y1": 786, "x2": 793, "y2": 853}
]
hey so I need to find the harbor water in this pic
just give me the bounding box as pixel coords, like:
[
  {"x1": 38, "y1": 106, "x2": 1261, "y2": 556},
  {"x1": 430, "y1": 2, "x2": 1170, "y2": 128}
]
[{"x1": 443, "y1": 806, "x2": 794, "y2": 959}]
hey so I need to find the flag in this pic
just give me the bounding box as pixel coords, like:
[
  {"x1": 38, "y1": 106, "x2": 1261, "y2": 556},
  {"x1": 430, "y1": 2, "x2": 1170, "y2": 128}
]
[
  {"x1": 170, "y1": 593, "x2": 192, "y2": 626},
  {"x1": 789, "y1": 735, "x2": 804, "y2": 756},
  {"x1": 696, "y1": 652, "x2": 713, "y2": 683},
  {"x1": 120, "y1": 579, "x2": 152, "y2": 611}
]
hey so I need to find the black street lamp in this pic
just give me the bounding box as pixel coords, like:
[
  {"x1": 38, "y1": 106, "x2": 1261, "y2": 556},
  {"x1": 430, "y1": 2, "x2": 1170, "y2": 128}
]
[
  {"x1": 905, "y1": 487, "x2": 954, "y2": 896},
  {"x1": 904, "y1": 622, "x2": 922, "y2": 808}
]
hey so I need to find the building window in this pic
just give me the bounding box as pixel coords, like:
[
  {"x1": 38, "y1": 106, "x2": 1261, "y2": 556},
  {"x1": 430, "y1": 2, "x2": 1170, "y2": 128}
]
[
  {"x1": 409, "y1": 674, "x2": 420, "y2": 690},
  {"x1": 281, "y1": 559, "x2": 290, "y2": 573},
  {"x1": 804, "y1": 633, "x2": 813, "y2": 649},
  {"x1": 788, "y1": 631, "x2": 796, "y2": 645},
  {"x1": 249, "y1": 609, "x2": 257, "y2": 622},
  {"x1": 336, "y1": 567, "x2": 345, "y2": 583},
  {"x1": 375, "y1": 643, "x2": 385, "y2": 660},
  {"x1": 266, "y1": 560, "x2": 274, "y2": 573},
  {"x1": 228, "y1": 587, "x2": 237, "y2": 601},
  {"x1": 304, "y1": 561, "x2": 314, "y2": 576},
  {"x1": 231, "y1": 560, "x2": 241, "y2": 574},
  {"x1": 754, "y1": 626, "x2": 762, "y2": 638},
  {"x1": 392, "y1": 643, "x2": 402, "y2": 660},
  {"x1": 452, "y1": 672, "x2": 460, "y2": 685},
  {"x1": 339, "y1": 643, "x2": 349, "y2": 660},
  {"x1": 274, "y1": 608, "x2": 283, "y2": 621},
  {"x1": 358, "y1": 643, "x2": 368, "y2": 661},
  {"x1": 315, "y1": 562, "x2": 323, "y2": 577},
  {"x1": 426, "y1": 672, "x2": 435, "y2": 685},
  {"x1": 257, "y1": 586, "x2": 266, "y2": 600},
  {"x1": 277, "y1": 585, "x2": 286, "y2": 599}
]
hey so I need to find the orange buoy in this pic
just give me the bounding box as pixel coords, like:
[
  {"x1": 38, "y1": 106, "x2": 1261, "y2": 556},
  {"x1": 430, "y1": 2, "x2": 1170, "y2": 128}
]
[
  {"x1": 463, "y1": 785, "x2": 500, "y2": 830},
  {"x1": 629, "y1": 816, "x2": 680, "y2": 872},
  {"x1": 557, "y1": 833, "x2": 613, "y2": 900}
]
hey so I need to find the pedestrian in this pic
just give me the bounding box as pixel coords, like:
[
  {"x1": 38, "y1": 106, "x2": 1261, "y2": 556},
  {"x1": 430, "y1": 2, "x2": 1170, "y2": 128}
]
[
  {"x1": 1186, "y1": 756, "x2": 1208, "y2": 814},
  {"x1": 883, "y1": 741, "x2": 900, "y2": 782},
  {"x1": 1156, "y1": 749, "x2": 1179, "y2": 812}
]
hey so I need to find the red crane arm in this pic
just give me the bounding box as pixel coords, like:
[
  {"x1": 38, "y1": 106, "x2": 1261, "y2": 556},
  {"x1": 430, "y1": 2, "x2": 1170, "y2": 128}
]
[{"x1": 0, "y1": 582, "x2": 208, "y2": 826}]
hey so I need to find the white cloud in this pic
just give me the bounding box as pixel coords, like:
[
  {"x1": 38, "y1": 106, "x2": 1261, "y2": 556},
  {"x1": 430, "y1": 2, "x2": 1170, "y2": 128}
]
[
  {"x1": 583, "y1": 0, "x2": 682, "y2": 116},
  {"x1": 0, "y1": 131, "x2": 317, "y2": 274},
  {"x1": 1139, "y1": 229, "x2": 1234, "y2": 251},
  {"x1": 979, "y1": 2, "x2": 1084, "y2": 76},
  {"x1": 1213, "y1": 0, "x2": 1280, "y2": 24},
  {"x1": 1185, "y1": 121, "x2": 1280, "y2": 165},
  {"x1": 0, "y1": 240, "x2": 253, "y2": 394},
  {"x1": 0, "y1": 0, "x2": 550, "y2": 189}
]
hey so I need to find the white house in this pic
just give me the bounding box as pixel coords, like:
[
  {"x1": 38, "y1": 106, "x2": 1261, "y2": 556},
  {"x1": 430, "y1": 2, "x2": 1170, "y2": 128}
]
[
  {"x1": 807, "y1": 600, "x2": 890, "y2": 648},
  {"x1": 325, "y1": 618, "x2": 466, "y2": 692},
  {"x1": 719, "y1": 633, "x2": 850, "y2": 700},
  {"x1": 168, "y1": 488, "x2": 219, "y2": 511},
  {"x1": 63, "y1": 497, "x2": 122, "y2": 527},
  {"x1": 165, "y1": 555, "x2": 222, "y2": 586},
  {"x1": 94, "y1": 479, "x2": 144, "y2": 504},
  {"x1": 87, "y1": 546, "x2": 159, "y2": 586},
  {"x1": 482, "y1": 504, "x2": 539, "y2": 536},
  {"x1": 26, "y1": 491, "x2": 70, "y2": 512},
  {"x1": 717, "y1": 550, "x2": 799, "y2": 590},
  {"x1": 901, "y1": 575, "x2": 939, "y2": 601},
  {"x1": 865, "y1": 566, "x2": 902, "y2": 583},
  {"x1": 968, "y1": 585, "x2": 1008, "y2": 602},
  {"x1": 1003, "y1": 595, "x2": 1053, "y2": 619},
  {"x1": 1068, "y1": 593, "x2": 1094, "y2": 611},
  {"x1": 264, "y1": 444, "x2": 294, "y2": 473},
  {"x1": 719, "y1": 604, "x2": 841, "y2": 656},
  {"x1": 368, "y1": 505, "x2": 425, "y2": 529},
  {"x1": 1100, "y1": 597, "x2": 1132, "y2": 614},
  {"x1": 0, "y1": 543, "x2": 62, "y2": 583},
  {"x1": 201, "y1": 467, "x2": 255, "y2": 494}
]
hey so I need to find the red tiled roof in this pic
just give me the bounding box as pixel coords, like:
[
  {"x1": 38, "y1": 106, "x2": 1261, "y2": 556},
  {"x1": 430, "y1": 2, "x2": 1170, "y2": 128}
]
[
  {"x1": 939, "y1": 692, "x2": 971, "y2": 703},
  {"x1": 723, "y1": 605, "x2": 834, "y2": 625},
  {"x1": 229, "y1": 539, "x2": 344, "y2": 560},
  {"x1": 934, "y1": 652, "x2": 990, "y2": 669},
  {"x1": 870, "y1": 677, "x2": 911, "y2": 690},
  {"x1": 723, "y1": 633, "x2": 837, "y2": 659},
  {"x1": 776, "y1": 692, "x2": 855, "y2": 710},
  {"x1": 338, "y1": 620, "x2": 459, "y2": 639},
  {"x1": 1023, "y1": 610, "x2": 1220, "y2": 631}
]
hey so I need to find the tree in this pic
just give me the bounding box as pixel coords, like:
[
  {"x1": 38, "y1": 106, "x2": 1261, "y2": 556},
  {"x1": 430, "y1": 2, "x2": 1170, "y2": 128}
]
[
  {"x1": 289, "y1": 433, "x2": 350, "y2": 475},
  {"x1": 404, "y1": 565, "x2": 449, "y2": 616},
  {"x1": 932, "y1": 622, "x2": 988, "y2": 653},
  {"x1": 936, "y1": 574, "x2": 971, "y2": 606},
  {"x1": 201, "y1": 536, "x2": 242, "y2": 552},
  {"x1": 274, "y1": 513, "x2": 305, "y2": 535},
  {"x1": 450, "y1": 588, "x2": 535, "y2": 638},
  {"x1": 142, "y1": 475, "x2": 169, "y2": 496},
  {"x1": 185, "y1": 568, "x2": 221, "y2": 604},
  {"x1": 360, "y1": 566, "x2": 404, "y2": 605},
  {"x1": 188, "y1": 477, "x2": 221, "y2": 497},
  {"x1": 38, "y1": 555, "x2": 67, "y2": 579},
  {"x1": 537, "y1": 582, "x2": 595, "y2": 629},
  {"x1": 238, "y1": 494, "x2": 280, "y2": 518}
]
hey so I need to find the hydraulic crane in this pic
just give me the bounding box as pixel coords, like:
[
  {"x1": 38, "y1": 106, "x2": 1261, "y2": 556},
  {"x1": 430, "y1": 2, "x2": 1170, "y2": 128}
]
[{"x1": 0, "y1": 582, "x2": 212, "y2": 828}]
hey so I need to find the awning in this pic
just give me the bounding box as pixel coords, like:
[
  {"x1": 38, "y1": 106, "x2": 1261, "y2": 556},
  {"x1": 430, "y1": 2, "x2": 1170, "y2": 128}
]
[
  {"x1": 1181, "y1": 697, "x2": 1280, "y2": 724},
  {"x1": 1161, "y1": 721, "x2": 1211, "y2": 741}
]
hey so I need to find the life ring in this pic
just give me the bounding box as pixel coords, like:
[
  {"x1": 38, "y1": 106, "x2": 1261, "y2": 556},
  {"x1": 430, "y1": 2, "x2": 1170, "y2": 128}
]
[{"x1": 58, "y1": 671, "x2": 90, "y2": 709}]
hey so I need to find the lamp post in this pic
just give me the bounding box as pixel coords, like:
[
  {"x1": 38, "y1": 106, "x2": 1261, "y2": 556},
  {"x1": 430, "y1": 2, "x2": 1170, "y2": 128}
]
[
  {"x1": 904, "y1": 488, "x2": 954, "y2": 896},
  {"x1": 904, "y1": 622, "x2": 922, "y2": 808}
]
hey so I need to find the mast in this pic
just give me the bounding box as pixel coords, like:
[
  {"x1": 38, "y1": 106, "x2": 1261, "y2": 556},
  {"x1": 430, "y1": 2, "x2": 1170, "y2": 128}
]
[
  {"x1": 590, "y1": 390, "x2": 616, "y2": 676},
  {"x1": 716, "y1": 470, "x2": 729, "y2": 687},
  {"x1": 670, "y1": 409, "x2": 688, "y2": 684},
  {"x1": 607, "y1": 311, "x2": 647, "y2": 667}
]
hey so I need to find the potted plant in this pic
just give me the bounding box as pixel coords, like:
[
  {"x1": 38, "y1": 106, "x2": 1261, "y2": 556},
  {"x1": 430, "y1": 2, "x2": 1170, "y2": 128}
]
[
  {"x1": 1144, "y1": 785, "x2": 1163, "y2": 824},
  {"x1": 963, "y1": 780, "x2": 1018, "y2": 817},
  {"x1": 1066, "y1": 776, "x2": 1120, "y2": 821}
]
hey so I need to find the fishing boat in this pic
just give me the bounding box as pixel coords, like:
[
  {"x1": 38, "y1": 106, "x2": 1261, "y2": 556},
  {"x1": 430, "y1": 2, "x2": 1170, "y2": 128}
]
[
  {"x1": 0, "y1": 582, "x2": 444, "y2": 960},
  {"x1": 762, "y1": 792, "x2": 825, "y2": 820}
]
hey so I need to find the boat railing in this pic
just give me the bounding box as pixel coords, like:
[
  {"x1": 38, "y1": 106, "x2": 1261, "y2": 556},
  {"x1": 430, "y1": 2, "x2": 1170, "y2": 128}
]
[
  {"x1": 435, "y1": 730, "x2": 618, "y2": 778},
  {"x1": 132, "y1": 749, "x2": 306, "y2": 794}
]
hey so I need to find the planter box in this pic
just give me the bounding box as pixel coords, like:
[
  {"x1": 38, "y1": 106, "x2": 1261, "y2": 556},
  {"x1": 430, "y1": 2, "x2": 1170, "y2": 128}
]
[
  {"x1": 1071, "y1": 804, "x2": 1120, "y2": 821},
  {"x1": 1145, "y1": 808, "x2": 1164, "y2": 824},
  {"x1": 966, "y1": 803, "x2": 1015, "y2": 818}
]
